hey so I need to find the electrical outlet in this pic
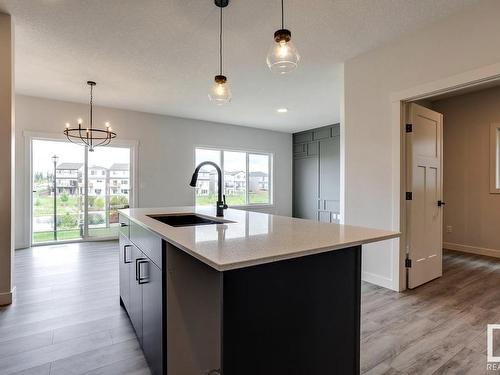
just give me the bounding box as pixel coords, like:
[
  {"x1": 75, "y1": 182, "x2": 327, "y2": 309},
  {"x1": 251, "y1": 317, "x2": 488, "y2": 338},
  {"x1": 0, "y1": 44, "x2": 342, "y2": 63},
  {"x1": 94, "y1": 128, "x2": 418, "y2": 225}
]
[{"x1": 446, "y1": 225, "x2": 453, "y2": 233}]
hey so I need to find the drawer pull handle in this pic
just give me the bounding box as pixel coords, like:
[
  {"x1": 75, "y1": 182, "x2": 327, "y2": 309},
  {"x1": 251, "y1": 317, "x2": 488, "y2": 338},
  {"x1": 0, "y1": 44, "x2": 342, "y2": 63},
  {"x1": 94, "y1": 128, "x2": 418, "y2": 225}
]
[
  {"x1": 123, "y1": 245, "x2": 132, "y2": 264},
  {"x1": 137, "y1": 259, "x2": 149, "y2": 284}
]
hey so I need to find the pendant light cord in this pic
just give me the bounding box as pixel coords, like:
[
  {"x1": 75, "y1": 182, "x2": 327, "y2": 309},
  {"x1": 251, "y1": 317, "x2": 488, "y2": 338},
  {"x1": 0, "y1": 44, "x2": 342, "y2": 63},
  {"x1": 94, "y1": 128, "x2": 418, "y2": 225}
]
[
  {"x1": 89, "y1": 84, "x2": 93, "y2": 131},
  {"x1": 219, "y1": 6, "x2": 223, "y2": 75},
  {"x1": 281, "y1": 0, "x2": 284, "y2": 29},
  {"x1": 89, "y1": 83, "x2": 93, "y2": 148}
]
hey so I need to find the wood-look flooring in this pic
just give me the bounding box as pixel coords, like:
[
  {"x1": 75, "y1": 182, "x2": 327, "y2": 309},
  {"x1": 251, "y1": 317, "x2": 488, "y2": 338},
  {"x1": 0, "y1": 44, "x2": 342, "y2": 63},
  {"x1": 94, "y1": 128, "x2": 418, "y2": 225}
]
[
  {"x1": 0, "y1": 242, "x2": 499, "y2": 374},
  {"x1": 0, "y1": 241, "x2": 149, "y2": 375},
  {"x1": 361, "y1": 250, "x2": 500, "y2": 375}
]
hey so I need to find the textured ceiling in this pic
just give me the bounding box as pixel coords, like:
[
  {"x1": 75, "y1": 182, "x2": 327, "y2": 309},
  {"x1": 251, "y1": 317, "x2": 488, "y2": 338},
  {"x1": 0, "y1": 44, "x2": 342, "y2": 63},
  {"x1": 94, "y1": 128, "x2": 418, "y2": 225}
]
[{"x1": 0, "y1": 0, "x2": 479, "y2": 132}]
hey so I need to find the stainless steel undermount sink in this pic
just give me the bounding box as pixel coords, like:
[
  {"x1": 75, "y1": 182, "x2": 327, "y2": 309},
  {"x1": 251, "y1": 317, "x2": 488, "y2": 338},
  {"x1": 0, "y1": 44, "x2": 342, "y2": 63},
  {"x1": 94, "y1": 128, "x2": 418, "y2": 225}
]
[{"x1": 147, "y1": 213, "x2": 233, "y2": 227}]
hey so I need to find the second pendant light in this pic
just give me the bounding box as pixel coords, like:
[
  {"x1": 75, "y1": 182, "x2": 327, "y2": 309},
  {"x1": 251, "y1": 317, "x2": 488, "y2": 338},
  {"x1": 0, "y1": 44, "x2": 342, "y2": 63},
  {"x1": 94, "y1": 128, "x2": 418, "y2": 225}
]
[
  {"x1": 209, "y1": 0, "x2": 231, "y2": 105},
  {"x1": 267, "y1": 0, "x2": 300, "y2": 74}
]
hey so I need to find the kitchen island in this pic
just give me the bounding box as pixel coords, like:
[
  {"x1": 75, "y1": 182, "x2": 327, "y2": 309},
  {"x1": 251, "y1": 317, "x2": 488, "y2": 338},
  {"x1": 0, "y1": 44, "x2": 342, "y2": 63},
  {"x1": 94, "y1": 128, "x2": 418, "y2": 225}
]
[{"x1": 118, "y1": 206, "x2": 399, "y2": 375}]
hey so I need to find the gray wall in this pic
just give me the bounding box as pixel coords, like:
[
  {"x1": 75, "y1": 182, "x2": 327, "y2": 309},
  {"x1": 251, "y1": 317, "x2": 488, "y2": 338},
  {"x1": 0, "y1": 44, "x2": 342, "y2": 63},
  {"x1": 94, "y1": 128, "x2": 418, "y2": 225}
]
[
  {"x1": 15, "y1": 95, "x2": 293, "y2": 249},
  {"x1": 432, "y1": 86, "x2": 500, "y2": 256}
]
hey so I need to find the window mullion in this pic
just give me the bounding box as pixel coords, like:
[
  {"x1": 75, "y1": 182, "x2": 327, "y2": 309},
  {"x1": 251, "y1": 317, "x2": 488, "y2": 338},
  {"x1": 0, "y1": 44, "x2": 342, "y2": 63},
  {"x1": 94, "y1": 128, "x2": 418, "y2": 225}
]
[
  {"x1": 220, "y1": 150, "x2": 224, "y2": 202},
  {"x1": 246, "y1": 152, "x2": 249, "y2": 205}
]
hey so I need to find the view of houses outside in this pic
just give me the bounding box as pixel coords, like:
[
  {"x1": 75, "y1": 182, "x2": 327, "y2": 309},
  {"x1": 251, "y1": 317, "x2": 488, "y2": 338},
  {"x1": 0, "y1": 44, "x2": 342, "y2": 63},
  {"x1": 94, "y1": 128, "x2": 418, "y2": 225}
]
[
  {"x1": 195, "y1": 148, "x2": 270, "y2": 206},
  {"x1": 32, "y1": 140, "x2": 131, "y2": 243}
]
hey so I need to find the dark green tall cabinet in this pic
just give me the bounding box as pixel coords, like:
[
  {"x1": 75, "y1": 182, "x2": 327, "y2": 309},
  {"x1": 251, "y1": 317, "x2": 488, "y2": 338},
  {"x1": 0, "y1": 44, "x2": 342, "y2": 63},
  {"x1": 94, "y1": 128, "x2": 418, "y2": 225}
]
[{"x1": 293, "y1": 124, "x2": 340, "y2": 223}]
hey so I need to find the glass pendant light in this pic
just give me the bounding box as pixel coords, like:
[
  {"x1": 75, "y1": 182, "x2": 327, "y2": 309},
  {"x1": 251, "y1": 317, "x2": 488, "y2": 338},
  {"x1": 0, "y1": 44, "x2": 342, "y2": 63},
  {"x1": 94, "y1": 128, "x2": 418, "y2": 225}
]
[
  {"x1": 267, "y1": 0, "x2": 300, "y2": 74},
  {"x1": 209, "y1": 1, "x2": 231, "y2": 105}
]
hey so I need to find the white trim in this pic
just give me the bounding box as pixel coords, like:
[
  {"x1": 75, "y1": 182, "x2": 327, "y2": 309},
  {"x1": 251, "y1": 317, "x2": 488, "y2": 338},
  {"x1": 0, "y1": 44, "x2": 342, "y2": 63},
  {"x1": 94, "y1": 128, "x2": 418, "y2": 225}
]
[
  {"x1": 0, "y1": 287, "x2": 15, "y2": 306},
  {"x1": 362, "y1": 271, "x2": 394, "y2": 290},
  {"x1": 443, "y1": 242, "x2": 500, "y2": 259},
  {"x1": 490, "y1": 124, "x2": 500, "y2": 194},
  {"x1": 23, "y1": 130, "x2": 139, "y2": 246},
  {"x1": 393, "y1": 63, "x2": 500, "y2": 292}
]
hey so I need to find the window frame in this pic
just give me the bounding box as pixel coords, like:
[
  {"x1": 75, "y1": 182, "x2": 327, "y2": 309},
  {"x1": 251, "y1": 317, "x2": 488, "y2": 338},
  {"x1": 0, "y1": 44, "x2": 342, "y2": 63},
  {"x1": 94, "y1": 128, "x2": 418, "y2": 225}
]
[
  {"x1": 24, "y1": 130, "x2": 138, "y2": 247},
  {"x1": 194, "y1": 146, "x2": 274, "y2": 208},
  {"x1": 491, "y1": 123, "x2": 500, "y2": 194}
]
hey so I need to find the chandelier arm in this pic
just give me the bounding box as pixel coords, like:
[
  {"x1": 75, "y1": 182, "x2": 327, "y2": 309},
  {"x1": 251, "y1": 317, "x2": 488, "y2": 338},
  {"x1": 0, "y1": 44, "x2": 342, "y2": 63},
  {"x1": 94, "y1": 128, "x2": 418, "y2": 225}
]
[{"x1": 94, "y1": 136, "x2": 110, "y2": 148}]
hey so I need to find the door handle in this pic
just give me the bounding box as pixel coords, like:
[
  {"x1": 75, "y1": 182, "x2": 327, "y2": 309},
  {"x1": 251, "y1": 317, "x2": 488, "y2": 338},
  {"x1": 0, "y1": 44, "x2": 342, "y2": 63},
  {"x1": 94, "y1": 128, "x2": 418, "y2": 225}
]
[
  {"x1": 437, "y1": 200, "x2": 446, "y2": 207},
  {"x1": 123, "y1": 245, "x2": 132, "y2": 264},
  {"x1": 120, "y1": 222, "x2": 128, "y2": 227},
  {"x1": 137, "y1": 259, "x2": 149, "y2": 284}
]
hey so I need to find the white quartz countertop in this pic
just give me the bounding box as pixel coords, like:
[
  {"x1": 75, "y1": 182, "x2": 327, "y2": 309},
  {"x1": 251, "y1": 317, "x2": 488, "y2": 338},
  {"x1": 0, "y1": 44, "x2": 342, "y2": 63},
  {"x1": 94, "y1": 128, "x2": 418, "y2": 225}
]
[{"x1": 119, "y1": 206, "x2": 399, "y2": 271}]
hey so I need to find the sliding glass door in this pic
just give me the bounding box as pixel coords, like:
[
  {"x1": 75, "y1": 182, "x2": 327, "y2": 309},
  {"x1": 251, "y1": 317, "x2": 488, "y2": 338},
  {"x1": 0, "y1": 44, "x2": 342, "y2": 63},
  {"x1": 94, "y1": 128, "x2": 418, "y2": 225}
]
[{"x1": 31, "y1": 138, "x2": 132, "y2": 244}]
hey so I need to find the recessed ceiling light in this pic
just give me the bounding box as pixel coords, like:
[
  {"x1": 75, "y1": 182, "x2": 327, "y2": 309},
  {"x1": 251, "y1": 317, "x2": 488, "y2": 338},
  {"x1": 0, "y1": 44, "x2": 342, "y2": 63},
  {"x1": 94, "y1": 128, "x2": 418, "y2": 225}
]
[{"x1": 277, "y1": 108, "x2": 288, "y2": 113}]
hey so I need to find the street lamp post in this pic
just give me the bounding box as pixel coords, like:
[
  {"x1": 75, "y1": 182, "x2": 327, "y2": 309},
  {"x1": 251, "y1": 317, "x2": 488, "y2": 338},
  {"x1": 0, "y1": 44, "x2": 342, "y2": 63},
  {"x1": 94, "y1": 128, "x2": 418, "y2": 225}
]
[{"x1": 52, "y1": 155, "x2": 59, "y2": 241}]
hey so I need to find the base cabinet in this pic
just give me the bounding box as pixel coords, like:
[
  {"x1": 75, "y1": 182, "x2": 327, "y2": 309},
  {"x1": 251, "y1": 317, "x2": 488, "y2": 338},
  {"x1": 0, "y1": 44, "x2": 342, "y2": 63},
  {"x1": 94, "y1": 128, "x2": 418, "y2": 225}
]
[
  {"x1": 118, "y1": 234, "x2": 131, "y2": 312},
  {"x1": 129, "y1": 244, "x2": 144, "y2": 345},
  {"x1": 142, "y1": 260, "x2": 163, "y2": 375},
  {"x1": 119, "y1": 215, "x2": 164, "y2": 374}
]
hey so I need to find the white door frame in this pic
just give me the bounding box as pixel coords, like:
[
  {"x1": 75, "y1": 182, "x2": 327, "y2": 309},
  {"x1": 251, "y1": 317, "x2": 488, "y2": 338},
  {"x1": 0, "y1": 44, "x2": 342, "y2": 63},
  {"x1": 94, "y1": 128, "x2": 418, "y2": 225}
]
[
  {"x1": 23, "y1": 131, "x2": 139, "y2": 247},
  {"x1": 391, "y1": 62, "x2": 500, "y2": 291}
]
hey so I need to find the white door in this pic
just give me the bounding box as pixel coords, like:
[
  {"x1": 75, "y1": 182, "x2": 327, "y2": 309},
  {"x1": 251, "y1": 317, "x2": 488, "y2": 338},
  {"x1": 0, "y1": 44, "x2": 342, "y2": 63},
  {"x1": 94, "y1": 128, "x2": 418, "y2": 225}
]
[{"x1": 406, "y1": 103, "x2": 444, "y2": 289}]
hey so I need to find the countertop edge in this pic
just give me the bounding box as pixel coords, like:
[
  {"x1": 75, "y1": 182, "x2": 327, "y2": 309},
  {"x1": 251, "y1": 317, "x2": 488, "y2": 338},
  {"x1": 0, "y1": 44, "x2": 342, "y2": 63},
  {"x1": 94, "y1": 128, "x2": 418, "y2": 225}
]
[{"x1": 120, "y1": 209, "x2": 400, "y2": 272}]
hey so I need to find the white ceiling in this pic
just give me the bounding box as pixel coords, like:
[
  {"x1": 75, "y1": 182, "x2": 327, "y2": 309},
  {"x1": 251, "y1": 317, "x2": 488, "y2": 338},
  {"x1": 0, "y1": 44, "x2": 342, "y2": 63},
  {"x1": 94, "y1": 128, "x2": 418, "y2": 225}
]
[{"x1": 0, "y1": 0, "x2": 478, "y2": 133}]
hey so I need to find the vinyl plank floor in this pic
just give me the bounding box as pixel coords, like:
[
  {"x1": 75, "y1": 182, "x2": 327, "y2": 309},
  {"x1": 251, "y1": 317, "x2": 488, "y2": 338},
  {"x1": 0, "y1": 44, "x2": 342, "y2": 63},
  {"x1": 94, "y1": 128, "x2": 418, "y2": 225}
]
[
  {"x1": 0, "y1": 241, "x2": 149, "y2": 375},
  {"x1": 1, "y1": 243, "x2": 499, "y2": 374},
  {"x1": 361, "y1": 250, "x2": 500, "y2": 375}
]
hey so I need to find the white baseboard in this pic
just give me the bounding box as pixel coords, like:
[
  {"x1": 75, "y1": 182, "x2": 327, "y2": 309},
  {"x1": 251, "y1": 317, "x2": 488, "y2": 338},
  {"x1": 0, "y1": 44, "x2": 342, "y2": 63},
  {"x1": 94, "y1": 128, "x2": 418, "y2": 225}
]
[
  {"x1": 443, "y1": 242, "x2": 500, "y2": 259},
  {"x1": 0, "y1": 287, "x2": 15, "y2": 306},
  {"x1": 362, "y1": 271, "x2": 395, "y2": 290}
]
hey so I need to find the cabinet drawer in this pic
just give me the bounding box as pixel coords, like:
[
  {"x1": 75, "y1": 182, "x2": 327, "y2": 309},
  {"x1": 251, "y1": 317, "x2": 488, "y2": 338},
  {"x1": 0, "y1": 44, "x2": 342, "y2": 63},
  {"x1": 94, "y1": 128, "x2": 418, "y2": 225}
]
[
  {"x1": 130, "y1": 221, "x2": 162, "y2": 269},
  {"x1": 119, "y1": 214, "x2": 130, "y2": 237}
]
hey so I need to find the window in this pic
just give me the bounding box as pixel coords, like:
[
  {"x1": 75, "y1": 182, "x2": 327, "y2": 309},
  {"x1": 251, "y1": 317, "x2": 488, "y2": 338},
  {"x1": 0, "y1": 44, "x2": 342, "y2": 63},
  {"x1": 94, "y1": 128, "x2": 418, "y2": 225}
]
[
  {"x1": 195, "y1": 148, "x2": 272, "y2": 206},
  {"x1": 491, "y1": 124, "x2": 500, "y2": 194},
  {"x1": 31, "y1": 139, "x2": 134, "y2": 243}
]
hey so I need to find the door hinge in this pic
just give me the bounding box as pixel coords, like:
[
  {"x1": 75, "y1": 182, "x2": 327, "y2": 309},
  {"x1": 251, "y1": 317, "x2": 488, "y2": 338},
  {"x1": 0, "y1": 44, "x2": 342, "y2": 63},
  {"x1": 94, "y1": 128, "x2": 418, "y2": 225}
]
[
  {"x1": 405, "y1": 258, "x2": 412, "y2": 268},
  {"x1": 406, "y1": 192, "x2": 412, "y2": 200},
  {"x1": 405, "y1": 123, "x2": 412, "y2": 133}
]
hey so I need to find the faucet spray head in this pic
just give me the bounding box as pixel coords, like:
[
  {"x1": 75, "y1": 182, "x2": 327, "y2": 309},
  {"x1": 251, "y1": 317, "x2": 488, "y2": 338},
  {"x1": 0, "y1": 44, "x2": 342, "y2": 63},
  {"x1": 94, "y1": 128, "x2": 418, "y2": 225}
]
[{"x1": 189, "y1": 172, "x2": 198, "y2": 187}]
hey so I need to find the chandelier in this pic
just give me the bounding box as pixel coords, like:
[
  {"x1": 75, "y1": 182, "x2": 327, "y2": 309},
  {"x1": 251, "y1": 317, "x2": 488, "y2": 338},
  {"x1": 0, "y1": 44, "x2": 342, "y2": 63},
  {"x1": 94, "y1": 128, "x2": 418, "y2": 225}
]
[{"x1": 63, "y1": 81, "x2": 116, "y2": 151}]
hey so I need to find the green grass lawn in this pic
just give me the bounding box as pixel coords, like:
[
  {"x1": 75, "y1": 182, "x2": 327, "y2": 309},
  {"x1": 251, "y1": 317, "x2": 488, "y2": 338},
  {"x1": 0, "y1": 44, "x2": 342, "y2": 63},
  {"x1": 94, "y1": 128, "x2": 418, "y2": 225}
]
[
  {"x1": 33, "y1": 227, "x2": 117, "y2": 243},
  {"x1": 33, "y1": 193, "x2": 82, "y2": 216},
  {"x1": 196, "y1": 191, "x2": 269, "y2": 206}
]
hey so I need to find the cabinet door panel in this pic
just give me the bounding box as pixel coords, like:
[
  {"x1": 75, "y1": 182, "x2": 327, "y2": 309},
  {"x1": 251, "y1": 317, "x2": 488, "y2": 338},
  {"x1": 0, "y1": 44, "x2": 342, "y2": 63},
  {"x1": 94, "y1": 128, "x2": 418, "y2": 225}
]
[
  {"x1": 119, "y1": 234, "x2": 131, "y2": 312},
  {"x1": 293, "y1": 157, "x2": 319, "y2": 220},
  {"x1": 142, "y1": 260, "x2": 163, "y2": 375},
  {"x1": 129, "y1": 245, "x2": 144, "y2": 344},
  {"x1": 319, "y1": 136, "x2": 340, "y2": 203}
]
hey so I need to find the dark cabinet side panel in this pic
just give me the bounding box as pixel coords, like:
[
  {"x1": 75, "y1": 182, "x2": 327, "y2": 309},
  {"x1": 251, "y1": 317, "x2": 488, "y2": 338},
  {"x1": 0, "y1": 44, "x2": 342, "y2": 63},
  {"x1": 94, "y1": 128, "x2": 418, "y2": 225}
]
[
  {"x1": 142, "y1": 260, "x2": 163, "y2": 375},
  {"x1": 129, "y1": 244, "x2": 144, "y2": 344},
  {"x1": 119, "y1": 234, "x2": 131, "y2": 312}
]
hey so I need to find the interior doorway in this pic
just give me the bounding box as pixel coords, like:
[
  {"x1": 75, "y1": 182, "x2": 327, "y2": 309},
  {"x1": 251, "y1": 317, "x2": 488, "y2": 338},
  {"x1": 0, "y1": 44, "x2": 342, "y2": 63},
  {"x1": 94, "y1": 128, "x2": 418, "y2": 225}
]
[
  {"x1": 402, "y1": 84, "x2": 500, "y2": 289},
  {"x1": 30, "y1": 137, "x2": 134, "y2": 245}
]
